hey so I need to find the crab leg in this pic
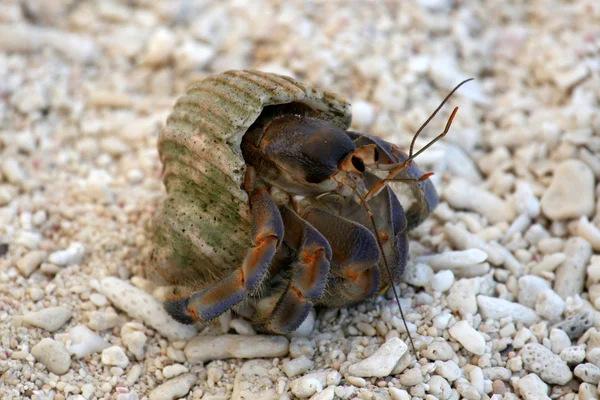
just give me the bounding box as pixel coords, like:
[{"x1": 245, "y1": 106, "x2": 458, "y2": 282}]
[
  {"x1": 302, "y1": 207, "x2": 382, "y2": 307},
  {"x1": 262, "y1": 205, "x2": 332, "y2": 333},
  {"x1": 165, "y1": 187, "x2": 284, "y2": 324}
]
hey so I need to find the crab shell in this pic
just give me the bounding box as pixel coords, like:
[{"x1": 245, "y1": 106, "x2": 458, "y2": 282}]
[{"x1": 150, "y1": 70, "x2": 353, "y2": 288}]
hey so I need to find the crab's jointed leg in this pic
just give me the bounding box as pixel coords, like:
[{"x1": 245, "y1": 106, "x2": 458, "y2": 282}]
[
  {"x1": 165, "y1": 183, "x2": 284, "y2": 324},
  {"x1": 259, "y1": 205, "x2": 332, "y2": 333},
  {"x1": 302, "y1": 207, "x2": 381, "y2": 307}
]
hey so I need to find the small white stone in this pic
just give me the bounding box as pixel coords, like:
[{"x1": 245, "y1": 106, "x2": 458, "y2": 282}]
[
  {"x1": 554, "y1": 237, "x2": 592, "y2": 299},
  {"x1": 351, "y1": 100, "x2": 376, "y2": 127},
  {"x1": 399, "y1": 367, "x2": 423, "y2": 386},
  {"x1": 229, "y1": 319, "x2": 256, "y2": 335},
  {"x1": 31, "y1": 338, "x2": 71, "y2": 375},
  {"x1": 100, "y1": 277, "x2": 196, "y2": 341},
  {"x1": 541, "y1": 160, "x2": 595, "y2": 220},
  {"x1": 560, "y1": 346, "x2": 586, "y2": 364},
  {"x1": 174, "y1": 40, "x2": 215, "y2": 72},
  {"x1": 449, "y1": 320, "x2": 486, "y2": 356},
  {"x1": 347, "y1": 337, "x2": 408, "y2": 377},
  {"x1": 517, "y1": 275, "x2": 550, "y2": 309},
  {"x1": 67, "y1": 326, "x2": 110, "y2": 358},
  {"x1": 515, "y1": 373, "x2": 550, "y2": 400},
  {"x1": 520, "y1": 343, "x2": 572, "y2": 385},
  {"x1": 478, "y1": 296, "x2": 539, "y2": 325},
  {"x1": 121, "y1": 322, "x2": 147, "y2": 360},
  {"x1": 422, "y1": 338, "x2": 455, "y2": 361},
  {"x1": 574, "y1": 363, "x2": 600, "y2": 384},
  {"x1": 403, "y1": 262, "x2": 434, "y2": 287},
  {"x1": 283, "y1": 355, "x2": 314, "y2": 377},
  {"x1": 1, "y1": 158, "x2": 27, "y2": 184},
  {"x1": 102, "y1": 346, "x2": 130, "y2": 368},
  {"x1": 447, "y1": 278, "x2": 481, "y2": 314},
  {"x1": 388, "y1": 387, "x2": 410, "y2": 400},
  {"x1": 48, "y1": 242, "x2": 87, "y2": 266},
  {"x1": 345, "y1": 376, "x2": 366, "y2": 387},
  {"x1": 23, "y1": 307, "x2": 71, "y2": 332},
  {"x1": 416, "y1": 248, "x2": 487, "y2": 271},
  {"x1": 290, "y1": 376, "x2": 322, "y2": 398},
  {"x1": 434, "y1": 360, "x2": 461, "y2": 381},
  {"x1": 162, "y1": 364, "x2": 189, "y2": 379},
  {"x1": 309, "y1": 385, "x2": 335, "y2": 400},
  {"x1": 535, "y1": 290, "x2": 565, "y2": 322},
  {"x1": 149, "y1": 373, "x2": 197, "y2": 400},
  {"x1": 443, "y1": 177, "x2": 515, "y2": 223},
  {"x1": 290, "y1": 308, "x2": 316, "y2": 337},
  {"x1": 89, "y1": 293, "x2": 108, "y2": 307},
  {"x1": 577, "y1": 217, "x2": 600, "y2": 251},
  {"x1": 444, "y1": 223, "x2": 504, "y2": 265},
  {"x1": 530, "y1": 253, "x2": 566, "y2": 276},
  {"x1": 141, "y1": 27, "x2": 176, "y2": 66},
  {"x1": 549, "y1": 328, "x2": 571, "y2": 354},
  {"x1": 185, "y1": 334, "x2": 289, "y2": 363},
  {"x1": 16, "y1": 250, "x2": 46, "y2": 277}
]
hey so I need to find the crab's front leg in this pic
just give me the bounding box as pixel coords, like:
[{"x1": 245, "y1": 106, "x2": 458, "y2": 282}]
[
  {"x1": 302, "y1": 207, "x2": 382, "y2": 307},
  {"x1": 164, "y1": 169, "x2": 284, "y2": 324},
  {"x1": 254, "y1": 205, "x2": 332, "y2": 333}
]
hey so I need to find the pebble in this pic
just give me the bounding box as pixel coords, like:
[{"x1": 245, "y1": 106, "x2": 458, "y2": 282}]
[
  {"x1": 517, "y1": 275, "x2": 550, "y2": 309},
  {"x1": 514, "y1": 181, "x2": 541, "y2": 218},
  {"x1": 16, "y1": 250, "x2": 46, "y2": 277},
  {"x1": 444, "y1": 223, "x2": 504, "y2": 265},
  {"x1": 431, "y1": 270, "x2": 455, "y2": 292},
  {"x1": 434, "y1": 360, "x2": 462, "y2": 381},
  {"x1": 23, "y1": 306, "x2": 71, "y2": 332},
  {"x1": 89, "y1": 293, "x2": 108, "y2": 307},
  {"x1": 352, "y1": 100, "x2": 376, "y2": 127},
  {"x1": 428, "y1": 375, "x2": 452, "y2": 399},
  {"x1": 443, "y1": 177, "x2": 515, "y2": 223},
  {"x1": 399, "y1": 367, "x2": 423, "y2": 386},
  {"x1": 173, "y1": 39, "x2": 215, "y2": 72},
  {"x1": 149, "y1": 373, "x2": 197, "y2": 400},
  {"x1": 515, "y1": 373, "x2": 550, "y2": 400},
  {"x1": 403, "y1": 262, "x2": 434, "y2": 287},
  {"x1": 560, "y1": 345, "x2": 586, "y2": 364},
  {"x1": 309, "y1": 385, "x2": 335, "y2": 400},
  {"x1": 482, "y1": 367, "x2": 511, "y2": 381},
  {"x1": 185, "y1": 334, "x2": 289, "y2": 363},
  {"x1": 577, "y1": 217, "x2": 600, "y2": 251},
  {"x1": 416, "y1": 248, "x2": 487, "y2": 271},
  {"x1": 231, "y1": 360, "x2": 277, "y2": 400},
  {"x1": 477, "y1": 295, "x2": 539, "y2": 325},
  {"x1": 520, "y1": 343, "x2": 572, "y2": 385},
  {"x1": 121, "y1": 322, "x2": 147, "y2": 360},
  {"x1": 229, "y1": 319, "x2": 256, "y2": 335},
  {"x1": 48, "y1": 242, "x2": 87, "y2": 266},
  {"x1": 289, "y1": 375, "x2": 323, "y2": 398},
  {"x1": 283, "y1": 355, "x2": 314, "y2": 377},
  {"x1": 552, "y1": 311, "x2": 594, "y2": 340},
  {"x1": 586, "y1": 347, "x2": 600, "y2": 365},
  {"x1": 574, "y1": 363, "x2": 600, "y2": 384},
  {"x1": 449, "y1": 320, "x2": 486, "y2": 355},
  {"x1": 553, "y1": 237, "x2": 592, "y2": 299},
  {"x1": 534, "y1": 289, "x2": 565, "y2": 322},
  {"x1": 540, "y1": 160, "x2": 595, "y2": 220},
  {"x1": 530, "y1": 253, "x2": 566, "y2": 276},
  {"x1": 162, "y1": 364, "x2": 189, "y2": 379},
  {"x1": 141, "y1": 27, "x2": 176, "y2": 66},
  {"x1": 549, "y1": 328, "x2": 571, "y2": 354},
  {"x1": 67, "y1": 326, "x2": 110, "y2": 358},
  {"x1": 388, "y1": 387, "x2": 410, "y2": 400},
  {"x1": 101, "y1": 346, "x2": 130, "y2": 368},
  {"x1": 447, "y1": 278, "x2": 481, "y2": 314},
  {"x1": 422, "y1": 338, "x2": 456, "y2": 361},
  {"x1": 99, "y1": 277, "x2": 197, "y2": 341},
  {"x1": 31, "y1": 338, "x2": 71, "y2": 375},
  {"x1": 347, "y1": 337, "x2": 408, "y2": 377}
]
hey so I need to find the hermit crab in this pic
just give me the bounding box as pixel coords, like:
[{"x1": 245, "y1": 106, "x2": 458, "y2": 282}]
[{"x1": 149, "y1": 70, "x2": 467, "y2": 336}]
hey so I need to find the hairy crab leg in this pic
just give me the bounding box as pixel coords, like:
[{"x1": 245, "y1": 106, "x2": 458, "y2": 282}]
[
  {"x1": 261, "y1": 205, "x2": 332, "y2": 333},
  {"x1": 302, "y1": 207, "x2": 382, "y2": 305},
  {"x1": 165, "y1": 173, "x2": 284, "y2": 324}
]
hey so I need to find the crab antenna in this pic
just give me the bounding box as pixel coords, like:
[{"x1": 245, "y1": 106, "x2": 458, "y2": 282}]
[
  {"x1": 350, "y1": 185, "x2": 417, "y2": 355},
  {"x1": 365, "y1": 105, "x2": 459, "y2": 202},
  {"x1": 409, "y1": 78, "x2": 474, "y2": 159}
]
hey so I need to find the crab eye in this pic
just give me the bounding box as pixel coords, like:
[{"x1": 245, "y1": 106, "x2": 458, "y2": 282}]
[{"x1": 351, "y1": 156, "x2": 365, "y2": 172}]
